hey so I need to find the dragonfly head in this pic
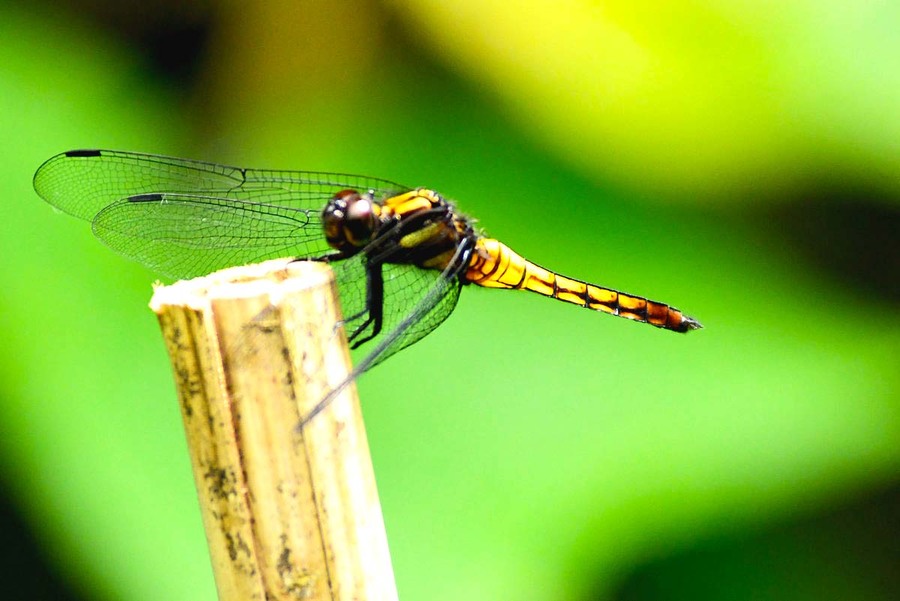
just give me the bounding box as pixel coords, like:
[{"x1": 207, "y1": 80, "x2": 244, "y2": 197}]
[{"x1": 323, "y1": 189, "x2": 379, "y2": 255}]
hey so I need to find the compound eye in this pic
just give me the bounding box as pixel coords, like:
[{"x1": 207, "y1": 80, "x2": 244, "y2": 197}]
[
  {"x1": 344, "y1": 194, "x2": 377, "y2": 245},
  {"x1": 322, "y1": 190, "x2": 378, "y2": 253},
  {"x1": 322, "y1": 190, "x2": 354, "y2": 249}
]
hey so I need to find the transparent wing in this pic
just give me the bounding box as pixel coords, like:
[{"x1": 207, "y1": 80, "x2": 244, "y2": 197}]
[
  {"x1": 337, "y1": 260, "x2": 464, "y2": 370},
  {"x1": 91, "y1": 193, "x2": 325, "y2": 279},
  {"x1": 33, "y1": 149, "x2": 408, "y2": 279},
  {"x1": 303, "y1": 255, "x2": 466, "y2": 425},
  {"x1": 33, "y1": 149, "x2": 462, "y2": 378},
  {"x1": 373, "y1": 265, "x2": 462, "y2": 367},
  {"x1": 33, "y1": 149, "x2": 405, "y2": 220}
]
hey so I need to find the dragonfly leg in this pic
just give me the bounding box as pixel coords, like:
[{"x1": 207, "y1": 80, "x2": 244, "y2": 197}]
[
  {"x1": 292, "y1": 252, "x2": 376, "y2": 340},
  {"x1": 297, "y1": 252, "x2": 344, "y2": 263},
  {"x1": 346, "y1": 260, "x2": 384, "y2": 349},
  {"x1": 340, "y1": 306, "x2": 368, "y2": 325}
]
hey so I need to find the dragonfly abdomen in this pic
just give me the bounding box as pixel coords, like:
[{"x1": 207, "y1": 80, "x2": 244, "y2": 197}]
[{"x1": 465, "y1": 238, "x2": 701, "y2": 332}]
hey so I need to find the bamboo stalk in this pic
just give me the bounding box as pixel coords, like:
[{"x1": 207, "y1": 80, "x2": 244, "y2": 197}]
[{"x1": 150, "y1": 259, "x2": 398, "y2": 601}]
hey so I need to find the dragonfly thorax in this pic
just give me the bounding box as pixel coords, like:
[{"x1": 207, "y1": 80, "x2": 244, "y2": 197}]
[{"x1": 322, "y1": 189, "x2": 380, "y2": 255}]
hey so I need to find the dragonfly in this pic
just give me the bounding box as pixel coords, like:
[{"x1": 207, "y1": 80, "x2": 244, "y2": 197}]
[{"x1": 33, "y1": 150, "x2": 701, "y2": 422}]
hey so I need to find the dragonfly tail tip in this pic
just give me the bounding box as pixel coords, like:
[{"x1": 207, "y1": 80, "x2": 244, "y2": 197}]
[{"x1": 681, "y1": 315, "x2": 703, "y2": 332}]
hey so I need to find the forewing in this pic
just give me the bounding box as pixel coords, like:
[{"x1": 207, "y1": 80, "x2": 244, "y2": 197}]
[
  {"x1": 34, "y1": 149, "x2": 461, "y2": 374},
  {"x1": 33, "y1": 149, "x2": 405, "y2": 219},
  {"x1": 33, "y1": 149, "x2": 408, "y2": 279}
]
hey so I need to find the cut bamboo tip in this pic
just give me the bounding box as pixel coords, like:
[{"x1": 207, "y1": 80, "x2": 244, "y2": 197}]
[{"x1": 150, "y1": 258, "x2": 397, "y2": 601}]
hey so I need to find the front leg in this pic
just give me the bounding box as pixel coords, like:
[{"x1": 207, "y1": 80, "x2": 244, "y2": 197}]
[
  {"x1": 346, "y1": 260, "x2": 385, "y2": 349},
  {"x1": 300, "y1": 251, "x2": 345, "y2": 263}
]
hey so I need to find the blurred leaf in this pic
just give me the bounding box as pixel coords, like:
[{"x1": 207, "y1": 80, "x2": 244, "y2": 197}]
[
  {"x1": 389, "y1": 0, "x2": 900, "y2": 203},
  {"x1": 0, "y1": 5, "x2": 213, "y2": 601}
]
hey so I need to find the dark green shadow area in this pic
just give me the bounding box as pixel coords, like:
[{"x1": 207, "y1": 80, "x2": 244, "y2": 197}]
[{"x1": 610, "y1": 481, "x2": 900, "y2": 601}]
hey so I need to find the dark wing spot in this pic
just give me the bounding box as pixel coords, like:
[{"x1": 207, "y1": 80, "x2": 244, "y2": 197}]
[
  {"x1": 64, "y1": 149, "x2": 102, "y2": 158},
  {"x1": 128, "y1": 193, "x2": 164, "y2": 203}
]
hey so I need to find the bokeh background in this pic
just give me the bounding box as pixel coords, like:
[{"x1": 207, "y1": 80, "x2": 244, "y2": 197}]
[{"x1": 2, "y1": 1, "x2": 898, "y2": 600}]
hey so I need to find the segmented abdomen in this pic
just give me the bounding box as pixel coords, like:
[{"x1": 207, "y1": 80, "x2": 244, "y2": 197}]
[{"x1": 465, "y1": 238, "x2": 701, "y2": 332}]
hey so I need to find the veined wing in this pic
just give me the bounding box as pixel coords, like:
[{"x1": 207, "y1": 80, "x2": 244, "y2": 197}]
[
  {"x1": 33, "y1": 149, "x2": 406, "y2": 220},
  {"x1": 303, "y1": 247, "x2": 468, "y2": 426},
  {"x1": 335, "y1": 258, "x2": 463, "y2": 368},
  {"x1": 92, "y1": 192, "x2": 325, "y2": 279},
  {"x1": 33, "y1": 149, "x2": 466, "y2": 383},
  {"x1": 33, "y1": 149, "x2": 408, "y2": 279}
]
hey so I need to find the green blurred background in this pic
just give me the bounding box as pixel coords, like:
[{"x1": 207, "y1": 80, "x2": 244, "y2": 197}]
[{"x1": 2, "y1": 0, "x2": 898, "y2": 599}]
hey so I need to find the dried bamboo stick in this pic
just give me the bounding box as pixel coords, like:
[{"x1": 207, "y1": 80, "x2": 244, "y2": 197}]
[{"x1": 150, "y1": 259, "x2": 398, "y2": 601}]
